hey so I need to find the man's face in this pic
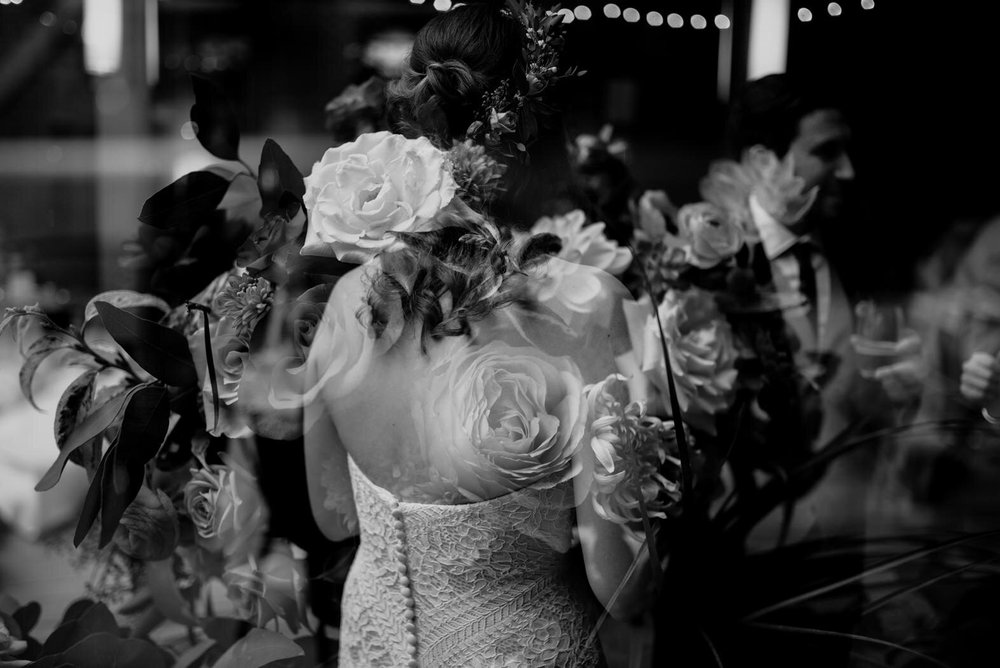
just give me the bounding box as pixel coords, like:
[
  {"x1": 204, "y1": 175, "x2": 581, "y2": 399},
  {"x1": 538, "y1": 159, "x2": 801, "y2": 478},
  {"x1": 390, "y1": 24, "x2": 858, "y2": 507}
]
[{"x1": 786, "y1": 109, "x2": 855, "y2": 222}]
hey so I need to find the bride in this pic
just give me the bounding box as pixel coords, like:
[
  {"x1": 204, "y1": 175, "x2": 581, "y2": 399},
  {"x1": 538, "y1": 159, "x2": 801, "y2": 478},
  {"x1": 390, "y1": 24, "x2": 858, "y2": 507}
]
[{"x1": 296, "y1": 2, "x2": 663, "y2": 664}]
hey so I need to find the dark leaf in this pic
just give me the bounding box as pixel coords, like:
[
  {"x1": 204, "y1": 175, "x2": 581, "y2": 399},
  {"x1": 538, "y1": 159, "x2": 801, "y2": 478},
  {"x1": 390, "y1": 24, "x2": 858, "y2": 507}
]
[
  {"x1": 84, "y1": 291, "x2": 171, "y2": 325},
  {"x1": 210, "y1": 628, "x2": 305, "y2": 668},
  {"x1": 98, "y1": 385, "x2": 171, "y2": 547},
  {"x1": 57, "y1": 599, "x2": 98, "y2": 627},
  {"x1": 55, "y1": 632, "x2": 167, "y2": 668},
  {"x1": 257, "y1": 139, "x2": 304, "y2": 219},
  {"x1": 13, "y1": 601, "x2": 41, "y2": 635},
  {"x1": 53, "y1": 369, "x2": 101, "y2": 469},
  {"x1": 36, "y1": 385, "x2": 139, "y2": 492},
  {"x1": 204, "y1": 617, "x2": 252, "y2": 653},
  {"x1": 173, "y1": 638, "x2": 217, "y2": 668},
  {"x1": 73, "y1": 448, "x2": 112, "y2": 547},
  {"x1": 39, "y1": 602, "x2": 118, "y2": 657},
  {"x1": 190, "y1": 74, "x2": 241, "y2": 160},
  {"x1": 138, "y1": 171, "x2": 232, "y2": 230},
  {"x1": 19, "y1": 333, "x2": 79, "y2": 410},
  {"x1": 96, "y1": 301, "x2": 198, "y2": 387}
]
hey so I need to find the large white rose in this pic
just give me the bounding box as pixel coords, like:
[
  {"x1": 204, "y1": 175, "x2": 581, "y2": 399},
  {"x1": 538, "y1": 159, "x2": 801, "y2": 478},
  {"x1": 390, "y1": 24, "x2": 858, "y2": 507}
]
[
  {"x1": 418, "y1": 340, "x2": 587, "y2": 501},
  {"x1": 300, "y1": 131, "x2": 457, "y2": 263}
]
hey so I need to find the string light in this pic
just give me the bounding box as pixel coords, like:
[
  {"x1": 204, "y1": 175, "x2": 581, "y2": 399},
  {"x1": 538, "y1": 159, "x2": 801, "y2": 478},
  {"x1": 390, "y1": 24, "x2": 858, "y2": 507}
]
[
  {"x1": 574, "y1": 5, "x2": 592, "y2": 20},
  {"x1": 603, "y1": 3, "x2": 621, "y2": 19},
  {"x1": 715, "y1": 14, "x2": 731, "y2": 29},
  {"x1": 622, "y1": 7, "x2": 640, "y2": 22},
  {"x1": 797, "y1": 7, "x2": 813, "y2": 21},
  {"x1": 558, "y1": 7, "x2": 574, "y2": 22},
  {"x1": 827, "y1": 2, "x2": 842, "y2": 16},
  {"x1": 647, "y1": 11, "x2": 664, "y2": 27},
  {"x1": 432, "y1": 0, "x2": 451, "y2": 11},
  {"x1": 409, "y1": 0, "x2": 424, "y2": 4},
  {"x1": 691, "y1": 14, "x2": 707, "y2": 29},
  {"x1": 666, "y1": 12, "x2": 683, "y2": 28},
  {"x1": 861, "y1": 0, "x2": 874, "y2": 8}
]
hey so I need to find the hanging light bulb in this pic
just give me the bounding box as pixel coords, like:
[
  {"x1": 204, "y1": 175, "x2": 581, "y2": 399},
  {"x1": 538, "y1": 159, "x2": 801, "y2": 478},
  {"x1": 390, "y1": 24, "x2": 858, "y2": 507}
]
[{"x1": 797, "y1": 7, "x2": 813, "y2": 22}]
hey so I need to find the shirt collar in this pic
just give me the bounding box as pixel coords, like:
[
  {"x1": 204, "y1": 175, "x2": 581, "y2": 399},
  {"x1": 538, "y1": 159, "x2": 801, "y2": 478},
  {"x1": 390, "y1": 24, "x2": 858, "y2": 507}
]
[{"x1": 749, "y1": 194, "x2": 811, "y2": 260}]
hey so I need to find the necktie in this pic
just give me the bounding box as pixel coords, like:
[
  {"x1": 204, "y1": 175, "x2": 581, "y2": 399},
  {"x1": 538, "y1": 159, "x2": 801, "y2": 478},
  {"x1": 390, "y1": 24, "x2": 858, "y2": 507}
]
[{"x1": 791, "y1": 241, "x2": 819, "y2": 329}]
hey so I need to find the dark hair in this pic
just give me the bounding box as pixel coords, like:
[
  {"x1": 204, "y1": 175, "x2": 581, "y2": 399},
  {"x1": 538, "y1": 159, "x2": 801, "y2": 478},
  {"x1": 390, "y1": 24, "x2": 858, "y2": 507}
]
[
  {"x1": 388, "y1": 3, "x2": 521, "y2": 146},
  {"x1": 366, "y1": 210, "x2": 560, "y2": 349},
  {"x1": 726, "y1": 73, "x2": 840, "y2": 158}
]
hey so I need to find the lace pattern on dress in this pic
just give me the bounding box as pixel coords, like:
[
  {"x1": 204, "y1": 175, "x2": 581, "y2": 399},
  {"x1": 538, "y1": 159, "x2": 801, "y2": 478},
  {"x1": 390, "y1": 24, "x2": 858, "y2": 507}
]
[{"x1": 339, "y1": 456, "x2": 603, "y2": 667}]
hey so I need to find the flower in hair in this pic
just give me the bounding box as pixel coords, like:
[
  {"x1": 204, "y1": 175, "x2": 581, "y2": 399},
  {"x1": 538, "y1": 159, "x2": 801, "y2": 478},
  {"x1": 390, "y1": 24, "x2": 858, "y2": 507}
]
[
  {"x1": 301, "y1": 131, "x2": 457, "y2": 263},
  {"x1": 465, "y1": 1, "x2": 583, "y2": 158},
  {"x1": 447, "y1": 139, "x2": 508, "y2": 210}
]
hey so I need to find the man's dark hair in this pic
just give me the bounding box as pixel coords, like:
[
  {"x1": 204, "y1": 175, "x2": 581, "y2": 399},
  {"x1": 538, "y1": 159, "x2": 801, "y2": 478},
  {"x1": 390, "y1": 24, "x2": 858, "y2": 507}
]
[{"x1": 726, "y1": 73, "x2": 840, "y2": 158}]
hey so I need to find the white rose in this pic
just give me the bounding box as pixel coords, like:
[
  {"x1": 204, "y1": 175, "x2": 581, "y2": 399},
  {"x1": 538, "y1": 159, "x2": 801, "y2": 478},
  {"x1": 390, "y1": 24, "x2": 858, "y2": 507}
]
[
  {"x1": 641, "y1": 288, "x2": 739, "y2": 419},
  {"x1": 531, "y1": 209, "x2": 631, "y2": 275},
  {"x1": 301, "y1": 131, "x2": 457, "y2": 263},
  {"x1": 419, "y1": 340, "x2": 587, "y2": 501},
  {"x1": 676, "y1": 202, "x2": 744, "y2": 269}
]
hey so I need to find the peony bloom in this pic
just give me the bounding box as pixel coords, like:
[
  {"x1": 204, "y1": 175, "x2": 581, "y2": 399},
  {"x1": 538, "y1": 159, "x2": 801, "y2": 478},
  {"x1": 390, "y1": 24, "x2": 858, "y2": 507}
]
[
  {"x1": 183, "y1": 458, "x2": 268, "y2": 563},
  {"x1": 447, "y1": 139, "x2": 507, "y2": 210},
  {"x1": 214, "y1": 274, "x2": 273, "y2": 339},
  {"x1": 419, "y1": 340, "x2": 588, "y2": 501},
  {"x1": 584, "y1": 375, "x2": 681, "y2": 524},
  {"x1": 641, "y1": 288, "x2": 739, "y2": 420},
  {"x1": 531, "y1": 209, "x2": 631, "y2": 276},
  {"x1": 300, "y1": 131, "x2": 456, "y2": 263},
  {"x1": 114, "y1": 486, "x2": 180, "y2": 561},
  {"x1": 676, "y1": 202, "x2": 744, "y2": 269}
]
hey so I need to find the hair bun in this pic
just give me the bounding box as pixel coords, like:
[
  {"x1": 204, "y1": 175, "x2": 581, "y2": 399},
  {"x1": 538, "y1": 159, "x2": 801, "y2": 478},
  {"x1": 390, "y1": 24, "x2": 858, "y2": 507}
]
[{"x1": 424, "y1": 59, "x2": 481, "y2": 101}]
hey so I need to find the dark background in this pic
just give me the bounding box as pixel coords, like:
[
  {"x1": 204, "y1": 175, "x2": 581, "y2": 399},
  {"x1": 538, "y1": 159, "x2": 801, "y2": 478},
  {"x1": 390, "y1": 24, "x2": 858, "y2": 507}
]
[{"x1": 1, "y1": 0, "x2": 997, "y2": 306}]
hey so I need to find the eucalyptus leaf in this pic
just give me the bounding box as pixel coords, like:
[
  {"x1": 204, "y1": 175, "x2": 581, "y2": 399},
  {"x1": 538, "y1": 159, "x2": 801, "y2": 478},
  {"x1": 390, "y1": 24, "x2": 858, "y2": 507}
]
[
  {"x1": 190, "y1": 74, "x2": 241, "y2": 160},
  {"x1": 138, "y1": 171, "x2": 232, "y2": 230},
  {"x1": 19, "y1": 333, "x2": 79, "y2": 410},
  {"x1": 53, "y1": 368, "x2": 102, "y2": 470},
  {"x1": 95, "y1": 301, "x2": 197, "y2": 387},
  {"x1": 36, "y1": 384, "x2": 138, "y2": 493}
]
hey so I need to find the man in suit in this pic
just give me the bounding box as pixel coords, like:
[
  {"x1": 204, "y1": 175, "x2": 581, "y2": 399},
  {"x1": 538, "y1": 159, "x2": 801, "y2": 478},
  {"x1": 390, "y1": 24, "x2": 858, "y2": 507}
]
[{"x1": 727, "y1": 73, "x2": 921, "y2": 540}]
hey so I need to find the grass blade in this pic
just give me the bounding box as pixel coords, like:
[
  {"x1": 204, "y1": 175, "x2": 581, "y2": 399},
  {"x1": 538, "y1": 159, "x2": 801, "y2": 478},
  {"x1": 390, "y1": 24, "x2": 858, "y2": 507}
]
[{"x1": 746, "y1": 622, "x2": 949, "y2": 667}]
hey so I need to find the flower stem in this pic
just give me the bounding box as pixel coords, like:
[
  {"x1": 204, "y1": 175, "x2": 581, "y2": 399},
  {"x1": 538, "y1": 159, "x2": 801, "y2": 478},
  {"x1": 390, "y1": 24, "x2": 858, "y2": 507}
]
[{"x1": 187, "y1": 302, "x2": 220, "y2": 434}]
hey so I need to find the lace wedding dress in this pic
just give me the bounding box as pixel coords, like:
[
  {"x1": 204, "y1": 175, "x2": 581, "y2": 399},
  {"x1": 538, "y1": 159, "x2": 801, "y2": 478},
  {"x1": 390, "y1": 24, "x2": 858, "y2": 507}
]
[{"x1": 339, "y1": 455, "x2": 604, "y2": 667}]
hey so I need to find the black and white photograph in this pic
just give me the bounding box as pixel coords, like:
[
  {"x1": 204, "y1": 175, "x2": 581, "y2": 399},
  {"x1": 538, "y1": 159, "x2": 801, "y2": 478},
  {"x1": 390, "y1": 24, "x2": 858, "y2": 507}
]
[{"x1": 1, "y1": 1, "x2": 999, "y2": 666}]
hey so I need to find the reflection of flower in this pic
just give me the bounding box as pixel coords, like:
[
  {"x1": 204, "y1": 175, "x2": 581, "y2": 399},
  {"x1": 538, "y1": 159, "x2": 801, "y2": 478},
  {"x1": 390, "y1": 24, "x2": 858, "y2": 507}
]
[
  {"x1": 224, "y1": 552, "x2": 305, "y2": 631},
  {"x1": 324, "y1": 76, "x2": 388, "y2": 142},
  {"x1": 214, "y1": 274, "x2": 273, "y2": 339},
  {"x1": 187, "y1": 318, "x2": 252, "y2": 438},
  {"x1": 699, "y1": 160, "x2": 757, "y2": 241},
  {"x1": 421, "y1": 340, "x2": 586, "y2": 500},
  {"x1": 743, "y1": 146, "x2": 817, "y2": 226},
  {"x1": 114, "y1": 486, "x2": 180, "y2": 561},
  {"x1": 183, "y1": 459, "x2": 268, "y2": 563},
  {"x1": 532, "y1": 209, "x2": 631, "y2": 276},
  {"x1": 641, "y1": 289, "x2": 739, "y2": 418},
  {"x1": 301, "y1": 132, "x2": 456, "y2": 263},
  {"x1": 0, "y1": 619, "x2": 27, "y2": 662},
  {"x1": 585, "y1": 375, "x2": 681, "y2": 524},
  {"x1": 676, "y1": 202, "x2": 744, "y2": 269},
  {"x1": 633, "y1": 190, "x2": 677, "y2": 240}
]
